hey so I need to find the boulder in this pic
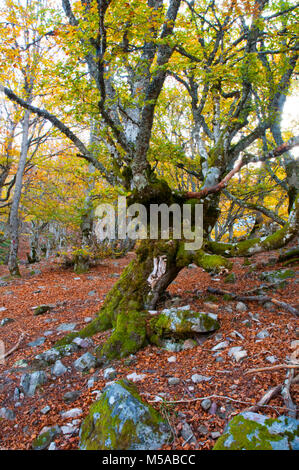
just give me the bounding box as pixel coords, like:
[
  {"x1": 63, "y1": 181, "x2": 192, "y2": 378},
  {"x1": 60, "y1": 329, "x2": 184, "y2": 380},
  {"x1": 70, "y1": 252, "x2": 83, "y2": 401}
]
[
  {"x1": 79, "y1": 380, "x2": 171, "y2": 450},
  {"x1": 259, "y1": 269, "x2": 295, "y2": 285},
  {"x1": 73, "y1": 352, "x2": 96, "y2": 372},
  {"x1": 213, "y1": 411, "x2": 299, "y2": 450},
  {"x1": 32, "y1": 426, "x2": 61, "y2": 450},
  {"x1": 20, "y1": 371, "x2": 47, "y2": 396},
  {"x1": 150, "y1": 306, "x2": 219, "y2": 340}
]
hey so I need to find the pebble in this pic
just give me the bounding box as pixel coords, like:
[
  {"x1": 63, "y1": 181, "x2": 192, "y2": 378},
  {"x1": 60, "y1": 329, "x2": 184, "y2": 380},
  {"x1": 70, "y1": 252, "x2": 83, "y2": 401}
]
[
  {"x1": 191, "y1": 374, "x2": 212, "y2": 384},
  {"x1": 168, "y1": 377, "x2": 180, "y2": 385}
]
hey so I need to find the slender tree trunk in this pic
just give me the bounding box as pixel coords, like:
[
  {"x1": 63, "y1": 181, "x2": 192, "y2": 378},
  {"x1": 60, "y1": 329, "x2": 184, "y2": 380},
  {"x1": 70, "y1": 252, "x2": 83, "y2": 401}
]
[{"x1": 8, "y1": 109, "x2": 30, "y2": 276}]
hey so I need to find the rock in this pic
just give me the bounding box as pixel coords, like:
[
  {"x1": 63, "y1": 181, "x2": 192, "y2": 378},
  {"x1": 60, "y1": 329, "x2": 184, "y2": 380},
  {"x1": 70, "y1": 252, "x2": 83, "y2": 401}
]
[
  {"x1": 13, "y1": 359, "x2": 29, "y2": 369},
  {"x1": 0, "y1": 317, "x2": 15, "y2": 327},
  {"x1": 160, "y1": 339, "x2": 183, "y2": 352},
  {"x1": 213, "y1": 411, "x2": 299, "y2": 450},
  {"x1": 181, "y1": 422, "x2": 196, "y2": 444},
  {"x1": 0, "y1": 307, "x2": 7, "y2": 312},
  {"x1": 168, "y1": 377, "x2": 180, "y2": 386},
  {"x1": 33, "y1": 348, "x2": 61, "y2": 367},
  {"x1": 73, "y1": 352, "x2": 96, "y2": 372},
  {"x1": 266, "y1": 355, "x2": 278, "y2": 364},
  {"x1": 63, "y1": 391, "x2": 81, "y2": 403},
  {"x1": 191, "y1": 374, "x2": 212, "y2": 384},
  {"x1": 103, "y1": 367, "x2": 117, "y2": 381},
  {"x1": 228, "y1": 346, "x2": 247, "y2": 362},
  {"x1": 52, "y1": 360, "x2": 68, "y2": 377},
  {"x1": 126, "y1": 372, "x2": 146, "y2": 382},
  {"x1": 182, "y1": 339, "x2": 197, "y2": 350},
  {"x1": 212, "y1": 341, "x2": 229, "y2": 351},
  {"x1": 20, "y1": 371, "x2": 47, "y2": 397},
  {"x1": 61, "y1": 424, "x2": 78, "y2": 435},
  {"x1": 87, "y1": 290, "x2": 96, "y2": 296},
  {"x1": 48, "y1": 442, "x2": 57, "y2": 450},
  {"x1": 198, "y1": 424, "x2": 209, "y2": 436},
  {"x1": 236, "y1": 302, "x2": 247, "y2": 312},
  {"x1": 84, "y1": 317, "x2": 93, "y2": 323},
  {"x1": 167, "y1": 355, "x2": 176, "y2": 363},
  {"x1": 211, "y1": 431, "x2": 221, "y2": 439},
  {"x1": 28, "y1": 337, "x2": 46, "y2": 348},
  {"x1": 41, "y1": 406, "x2": 51, "y2": 415},
  {"x1": 79, "y1": 380, "x2": 171, "y2": 450},
  {"x1": 151, "y1": 307, "x2": 220, "y2": 339},
  {"x1": 0, "y1": 407, "x2": 15, "y2": 420},
  {"x1": 57, "y1": 322, "x2": 77, "y2": 332},
  {"x1": 259, "y1": 269, "x2": 295, "y2": 285},
  {"x1": 201, "y1": 399, "x2": 212, "y2": 411},
  {"x1": 256, "y1": 330, "x2": 270, "y2": 339},
  {"x1": 13, "y1": 387, "x2": 20, "y2": 401},
  {"x1": 32, "y1": 426, "x2": 61, "y2": 450},
  {"x1": 61, "y1": 408, "x2": 82, "y2": 419},
  {"x1": 33, "y1": 305, "x2": 53, "y2": 316},
  {"x1": 72, "y1": 337, "x2": 93, "y2": 349}
]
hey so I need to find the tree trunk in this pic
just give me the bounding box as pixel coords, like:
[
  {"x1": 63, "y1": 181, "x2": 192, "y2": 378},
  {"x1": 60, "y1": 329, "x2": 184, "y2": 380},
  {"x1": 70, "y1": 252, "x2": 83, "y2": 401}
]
[
  {"x1": 56, "y1": 237, "x2": 185, "y2": 361},
  {"x1": 8, "y1": 109, "x2": 30, "y2": 277}
]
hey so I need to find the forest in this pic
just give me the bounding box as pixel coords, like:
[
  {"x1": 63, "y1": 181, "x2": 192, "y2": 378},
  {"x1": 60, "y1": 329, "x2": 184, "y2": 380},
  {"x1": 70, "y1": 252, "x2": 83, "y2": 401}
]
[{"x1": 0, "y1": 0, "x2": 298, "y2": 453}]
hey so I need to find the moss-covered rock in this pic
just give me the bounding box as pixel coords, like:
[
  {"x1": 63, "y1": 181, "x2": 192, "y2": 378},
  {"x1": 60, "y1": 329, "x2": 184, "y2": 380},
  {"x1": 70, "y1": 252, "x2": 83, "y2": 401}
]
[
  {"x1": 213, "y1": 411, "x2": 299, "y2": 450},
  {"x1": 79, "y1": 380, "x2": 171, "y2": 450},
  {"x1": 33, "y1": 305, "x2": 53, "y2": 316},
  {"x1": 32, "y1": 426, "x2": 61, "y2": 450},
  {"x1": 150, "y1": 306, "x2": 220, "y2": 340},
  {"x1": 259, "y1": 269, "x2": 295, "y2": 284}
]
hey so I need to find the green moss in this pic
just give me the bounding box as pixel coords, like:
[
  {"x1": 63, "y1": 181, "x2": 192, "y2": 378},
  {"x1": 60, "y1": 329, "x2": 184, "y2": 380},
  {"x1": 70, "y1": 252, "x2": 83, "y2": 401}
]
[
  {"x1": 79, "y1": 380, "x2": 169, "y2": 450},
  {"x1": 213, "y1": 414, "x2": 297, "y2": 450},
  {"x1": 194, "y1": 251, "x2": 232, "y2": 272},
  {"x1": 32, "y1": 426, "x2": 60, "y2": 450},
  {"x1": 224, "y1": 273, "x2": 236, "y2": 283}
]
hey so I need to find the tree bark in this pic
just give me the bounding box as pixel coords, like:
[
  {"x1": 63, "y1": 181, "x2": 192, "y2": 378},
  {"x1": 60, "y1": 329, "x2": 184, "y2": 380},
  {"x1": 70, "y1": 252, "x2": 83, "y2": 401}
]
[{"x1": 8, "y1": 109, "x2": 30, "y2": 276}]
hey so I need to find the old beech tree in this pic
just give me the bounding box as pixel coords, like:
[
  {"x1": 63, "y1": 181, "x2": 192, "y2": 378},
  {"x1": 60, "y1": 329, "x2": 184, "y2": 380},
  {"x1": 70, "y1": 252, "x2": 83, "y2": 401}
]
[{"x1": 2, "y1": 0, "x2": 299, "y2": 361}]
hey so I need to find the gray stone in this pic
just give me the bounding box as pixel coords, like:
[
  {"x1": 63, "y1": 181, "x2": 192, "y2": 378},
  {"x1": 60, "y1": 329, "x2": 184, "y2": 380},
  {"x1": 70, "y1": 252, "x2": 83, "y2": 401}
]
[
  {"x1": 182, "y1": 339, "x2": 197, "y2": 350},
  {"x1": 181, "y1": 422, "x2": 196, "y2": 444},
  {"x1": 201, "y1": 399, "x2": 212, "y2": 411},
  {"x1": 168, "y1": 377, "x2": 180, "y2": 386},
  {"x1": 212, "y1": 341, "x2": 229, "y2": 351},
  {"x1": 73, "y1": 352, "x2": 96, "y2": 372},
  {"x1": 0, "y1": 317, "x2": 15, "y2": 327},
  {"x1": 213, "y1": 411, "x2": 299, "y2": 450},
  {"x1": 103, "y1": 367, "x2": 117, "y2": 380},
  {"x1": 79, "y1": 380, "x2": 171, "y2": 450},
  {"x1": 191, "y1": 374, "x2": 212, "y2": 384},
  {"x1": 72, "y1": 337, "x2": 93, "y2": 349},
  {"x1": 28, "y1": 337, "x2": 46, "y2": 347},
  {"x1": 259, "y1": 269, "x2": 295, "y2": 285},
  {"x1": 236, "y1": 302, "x2": 247, "y2": 312},
  {"x1": 41, "y1": 405, "x2": 51, "y2": 415},
  {"x1": 33, "y1": 348, "x2": 61, "y2": 367},
  {"x1": 61, "y1": 424, "x2": 79, "y2": 435},
  {"x1": 126, "y1": 372, "x2": 146, "y2": 382},
  {"x1": 266, "y1": 355, "x2": 278, "y2": 364},
  {"x1": 57, "y1": 323, "x2": 77, "y2": 332},
  {"x1": 52, "y1": 360, "x2": 68, "y2": 377},
  {"x1": 256, "y1": 330, "x2": 270, "y2": 339},
  {"x1": 88, "y1": 290, "x2": 96, "y2": 296},
  {"x1": 0, "y1": 407, "x2": 15, "y2": 420},
  {"x1": 198, "y1": 424, "x2": 209, "y2": 436},
  {"x1": 228, "y1": 346, "x2": 247, "y2": 362},
  {"x1": 61, "y1": 408, "x2": 82, "y2": 419},
  {"x1": 63, "y1": 391, "x2": 81, "y2": 403},
  {"x1": 167, "y1": 355, "x2": 176, "y2": 363},
  {"x1": 20, "y1": 371, "x2": 47, "y2": 397},
  {"x1": 211, "y1": 431, "x2": 221, "y2": 439}
]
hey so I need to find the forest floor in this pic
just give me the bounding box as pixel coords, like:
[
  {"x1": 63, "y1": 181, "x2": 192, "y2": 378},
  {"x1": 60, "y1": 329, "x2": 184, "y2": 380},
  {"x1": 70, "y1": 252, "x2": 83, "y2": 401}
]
[{"x1": 0, "y1": 241, "x2": 298, "y2": 450}]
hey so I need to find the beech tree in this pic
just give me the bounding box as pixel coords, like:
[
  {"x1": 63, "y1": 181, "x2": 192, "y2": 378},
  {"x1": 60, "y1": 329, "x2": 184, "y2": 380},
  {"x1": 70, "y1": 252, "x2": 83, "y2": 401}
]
[{"x1": 1, "y1": 0, "x2": 298, "y2": 361}]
